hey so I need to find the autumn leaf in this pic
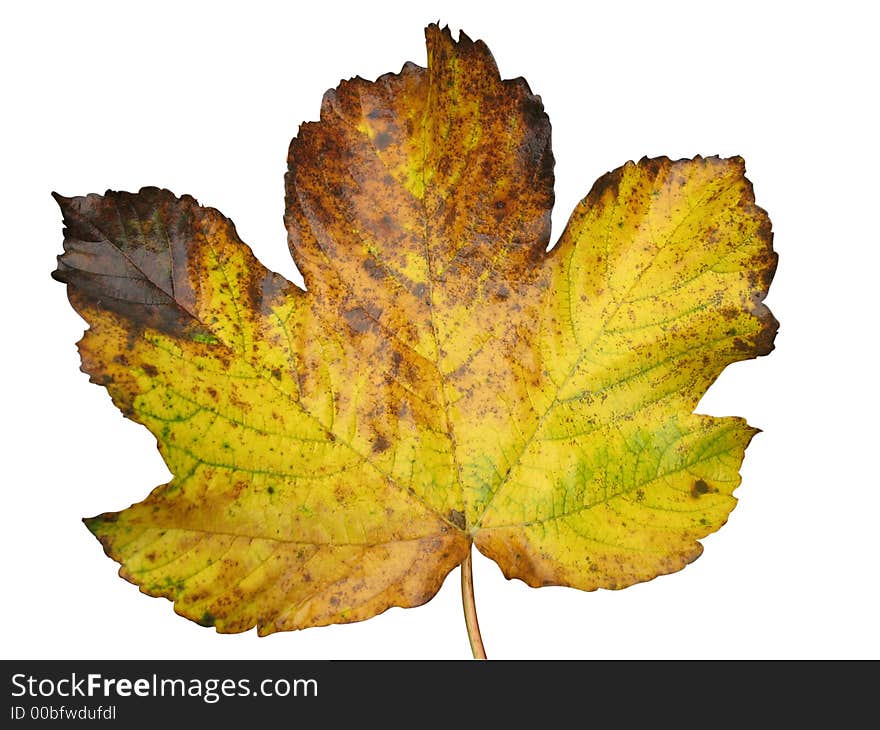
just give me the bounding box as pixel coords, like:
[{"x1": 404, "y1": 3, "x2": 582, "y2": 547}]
[{"x1": 52, "y1": 24, "x2": 777, "y2": 658}]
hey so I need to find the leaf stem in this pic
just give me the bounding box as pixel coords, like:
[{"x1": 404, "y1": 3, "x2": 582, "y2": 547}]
[{"x1": 461, "y1": 544, "x2": 487, "y2": 659}]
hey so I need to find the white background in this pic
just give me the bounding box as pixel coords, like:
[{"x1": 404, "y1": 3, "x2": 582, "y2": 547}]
[{"x1": 2, "y1": 0, "x2": 878, "y2": 660}]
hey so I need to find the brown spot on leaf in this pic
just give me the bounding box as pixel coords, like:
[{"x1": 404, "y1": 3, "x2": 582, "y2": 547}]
[
  {"x1": 373, "y1": 131, "x2": 393, "y2": 151},
  {"x1": 363, "y1": 258, "x2": 385, "y2": 280},
  {"x1": 231, "y1": 480, "x2": 248, "y2": 498},
  {"x1": 342, "y1": 307, "x2": 374, "y2": 333},
  {"x1": 447, "y1": 510, "x2": 466, "y2": 530}
]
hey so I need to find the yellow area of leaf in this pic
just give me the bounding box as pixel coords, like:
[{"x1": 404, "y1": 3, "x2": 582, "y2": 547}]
[
  {"x1": 475, "y1": 155, "x2": 776, "y2": 588},
  {"x1": 54, "y1": 25, "x2": 776, "y2": 636}
]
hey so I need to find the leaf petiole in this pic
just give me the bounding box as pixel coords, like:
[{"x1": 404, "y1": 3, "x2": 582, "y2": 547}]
[{"x1": 461, "y1": 544, "x2": 487, "y2": 659}]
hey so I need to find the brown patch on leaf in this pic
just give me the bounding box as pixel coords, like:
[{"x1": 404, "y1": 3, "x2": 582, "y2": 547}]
[
  {"x1": 342, "y1": 307, "x2": 374, "y2": 334},
  {"x1": 362, "y1": 258, "x2": 385, "y2": 280},
  {"x1": 447, "y1": 510, "x2": 466, "y2": 530},
  {"x1": 690, "y1": 479, "x2": 713, "y2": 498},
  {"x1": 52, "y1": 190, "x2": 221, "y2": 341}
]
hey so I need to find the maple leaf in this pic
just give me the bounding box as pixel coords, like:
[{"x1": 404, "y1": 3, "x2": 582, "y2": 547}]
[{"x1": 52, "y1": 24, "x2": 777, "y2": 658}]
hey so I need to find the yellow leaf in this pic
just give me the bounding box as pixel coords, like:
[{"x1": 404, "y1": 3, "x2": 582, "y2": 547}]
[{"x1": 53, "y1": 25, "x2": 776, "y2": 654}]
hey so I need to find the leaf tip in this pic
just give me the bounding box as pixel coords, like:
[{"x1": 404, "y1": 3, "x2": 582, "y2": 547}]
[
  {"x1": 51, "y1": 190, "x2": 76, "y2": 220},
  {"x1": 83, "y1": 512, "x2": 115, "y2": 532},
  {"x1": 83, "y1": 513, "x2": 120, "y2": 556},
  {"x1": 425, "y1": 22, "x2": 497, "y2": 75}
]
